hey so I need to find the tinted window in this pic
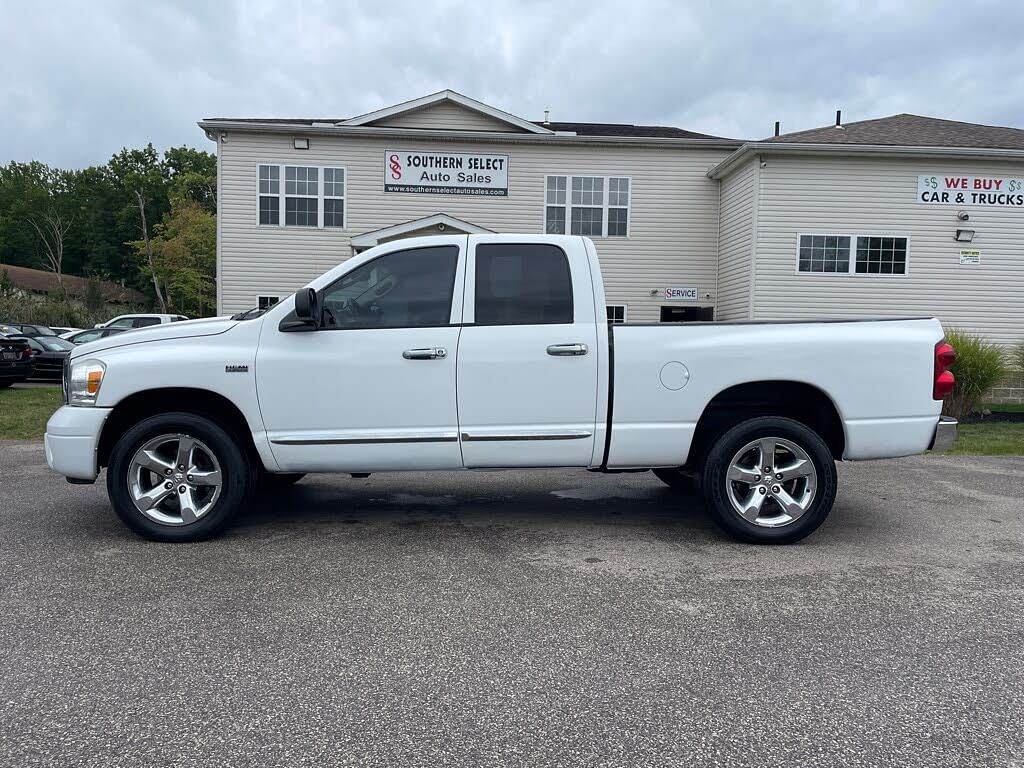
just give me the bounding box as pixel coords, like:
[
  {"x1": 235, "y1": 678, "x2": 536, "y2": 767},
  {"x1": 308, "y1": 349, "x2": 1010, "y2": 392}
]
[
  {"x1": 474, "y1": 244, "x2": 573, "y2": 325},
  {"x1": 320, "y1": 245, "x2": 458, "y2": 330},
  {"x1": 72, "y1": 330, "x2": 104, "y2": 343},
  {"x1": 135, "y1": 318, "x2": 161, "y2": 327},
  {"x1": 107, "y1": 318, "x2": 134, "y2": 328},
  {"x1": 38, "y1": 337, "x2": 73, "y2": 351}
]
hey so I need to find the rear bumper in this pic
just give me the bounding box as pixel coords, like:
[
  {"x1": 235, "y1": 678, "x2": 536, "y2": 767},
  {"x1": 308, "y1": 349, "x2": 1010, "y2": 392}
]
[
  {"x1": 929, "y1": 417, "x2": 958, "y2": 452},
  {"x1": 0, "y1": 361, "x2": 34, "y2": 380},
  {"x1": 44, "y1": 406, "x2": 112, "y2": 481}
]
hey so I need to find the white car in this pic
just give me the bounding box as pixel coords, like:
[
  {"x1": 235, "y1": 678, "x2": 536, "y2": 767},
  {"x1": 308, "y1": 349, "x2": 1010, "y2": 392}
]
[
  {"x1": 95, "y1": 313, "x2": 189, "y2": 330},
  {"x1": 45, "y1": 234, "x2": 957, "y2": 544}
]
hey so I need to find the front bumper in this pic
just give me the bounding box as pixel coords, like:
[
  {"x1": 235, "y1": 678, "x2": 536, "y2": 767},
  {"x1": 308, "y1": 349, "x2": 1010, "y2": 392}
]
[
  {"x1": 44, "y1": 406, "x2": 112, "y2": 481},
  {"x1": 929, "y1": 416, "x2": 958, "y2": 452}
]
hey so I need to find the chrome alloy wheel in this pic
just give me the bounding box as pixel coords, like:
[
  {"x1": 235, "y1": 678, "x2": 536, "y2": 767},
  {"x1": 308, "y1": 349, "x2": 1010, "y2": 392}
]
[
  {"x1": 725, "y1": 436, "x2": 817, "y2": 528},
  {"x1": 127, "y1": 433, "x2": 223, "y2": 525}
]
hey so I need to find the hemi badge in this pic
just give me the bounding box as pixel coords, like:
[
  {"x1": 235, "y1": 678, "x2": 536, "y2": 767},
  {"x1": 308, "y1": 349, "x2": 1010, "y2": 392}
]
[{"x1": 225, "y1": 364, "x2": 249, "y2": 373}]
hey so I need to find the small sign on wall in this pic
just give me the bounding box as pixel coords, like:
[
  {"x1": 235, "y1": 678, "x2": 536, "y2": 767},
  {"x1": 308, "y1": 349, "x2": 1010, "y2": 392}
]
[
  {"x1": 664, "y1": 286, "x2": 699, "y2": 301},
  {"x1": 959, "y1": 249, "x2": 981, "y2": 265}
]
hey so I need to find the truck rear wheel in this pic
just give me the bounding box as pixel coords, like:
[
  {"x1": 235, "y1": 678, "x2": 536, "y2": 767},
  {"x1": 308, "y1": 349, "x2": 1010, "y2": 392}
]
[
  {"x1": 701, "y1": 416, "x2": 837, "y2": 544},
  {"x1": 106, "y1": 412, "x2": 253, "y2": 542}
]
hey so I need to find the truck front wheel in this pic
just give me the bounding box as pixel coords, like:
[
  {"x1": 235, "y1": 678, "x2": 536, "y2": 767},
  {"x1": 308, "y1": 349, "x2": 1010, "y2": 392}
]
[
  {"x1": 701, "y1": 416, "x2": 837, "y2": 544},
  {"x1": 106, "y1": 412, "x2": 253, "y2": 542}
]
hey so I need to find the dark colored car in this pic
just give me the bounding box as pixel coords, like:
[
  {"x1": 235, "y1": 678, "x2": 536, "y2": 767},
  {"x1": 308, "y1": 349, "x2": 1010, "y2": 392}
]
[
  {"x1": 13, "y1": 335, "x2": 74, "y2": 380},
  {"x1": 64, "y1": 327, "x2": 129, "y2": 345},
  {"x1": 0, "y1": 334, "x2": 34, "y2": 388},
  {"x1": 1, "y1": 322, "x2": 56, "y2": 336}
]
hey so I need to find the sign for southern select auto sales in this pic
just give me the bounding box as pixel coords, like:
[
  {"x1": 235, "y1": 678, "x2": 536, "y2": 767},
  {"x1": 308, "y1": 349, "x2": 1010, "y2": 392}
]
[
  {"x1": 918, "y1": 175, "x2": 1024, "y2": 207},
  {"x1": 384, "y1": 150, "x2": 509, "y2": 195}
]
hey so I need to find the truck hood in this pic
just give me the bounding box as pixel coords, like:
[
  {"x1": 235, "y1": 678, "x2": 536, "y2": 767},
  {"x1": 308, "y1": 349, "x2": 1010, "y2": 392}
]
[{"x1": 70, "y1": 317, "x2": 239, "y2": 359}]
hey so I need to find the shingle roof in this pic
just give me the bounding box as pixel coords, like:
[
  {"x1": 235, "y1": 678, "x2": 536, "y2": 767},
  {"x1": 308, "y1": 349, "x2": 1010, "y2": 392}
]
[
  {"x1": 204, "y1": 117, "x2": 735, "y2": 140},
  {"x1": 765, "y1": 113, "x2": 1024, "y2": 150},
  {"x1": 0, "y1": 264, "x2": 146, "y2": 304},
  {"x1": 533, "y1": 121, "x2": 733, "y2": 139}
]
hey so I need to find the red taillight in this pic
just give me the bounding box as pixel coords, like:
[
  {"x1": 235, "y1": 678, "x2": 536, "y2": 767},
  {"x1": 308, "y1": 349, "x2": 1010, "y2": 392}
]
[
  {"x1": 934, "y1": 341, "x2": 956, "y2": 400},
  {"x1": 21, "y1": 347, "x2": 31, "y2": 360}
]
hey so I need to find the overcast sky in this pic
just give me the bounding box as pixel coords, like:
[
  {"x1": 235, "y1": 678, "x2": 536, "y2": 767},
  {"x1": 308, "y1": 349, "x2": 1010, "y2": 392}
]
[{"x1": 3, "y1": 0, "x2": 1024, "y2": 168}]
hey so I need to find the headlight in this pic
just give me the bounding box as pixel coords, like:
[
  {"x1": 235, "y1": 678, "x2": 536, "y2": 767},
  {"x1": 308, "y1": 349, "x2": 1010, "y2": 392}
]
[{"x1": 68, "y1": 360, "x2": 106, "y2": 406}]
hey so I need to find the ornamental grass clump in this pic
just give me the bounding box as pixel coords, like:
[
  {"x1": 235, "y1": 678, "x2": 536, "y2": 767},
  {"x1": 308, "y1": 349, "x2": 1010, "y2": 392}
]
[{"x1": 941, "y1": 328, "x2": 1007, "y2": 420}]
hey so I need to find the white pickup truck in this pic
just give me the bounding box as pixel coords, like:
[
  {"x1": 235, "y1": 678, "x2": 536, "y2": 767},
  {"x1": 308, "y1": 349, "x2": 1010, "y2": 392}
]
[{"x1": 45, "y1": 234, "x2": 957, "y2": 544}]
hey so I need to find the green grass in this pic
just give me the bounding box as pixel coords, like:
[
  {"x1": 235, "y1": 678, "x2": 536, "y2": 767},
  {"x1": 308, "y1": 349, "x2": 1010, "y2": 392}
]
[
  {"x1": 948, "y1": 422, "x2": 1024, "y2": 456},
  {"x1": 0, "y1": 386, "x2": 62, "y2": 440},
  {"x1": 0, "y1": 385, "x2": 1021, "y2": 455},
  {"x1": 980, "y1": 402, "x2": 1024, "y2": 413}
]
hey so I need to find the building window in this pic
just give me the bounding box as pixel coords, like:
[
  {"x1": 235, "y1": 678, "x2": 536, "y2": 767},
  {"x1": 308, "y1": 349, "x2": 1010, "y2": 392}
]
[
  {"x1": 798, "y1": 234, "x2": 908, "y2": 275},
  {"x1": 545, "y1": 175, "x2": 630, "y2": 237},
  {"x1": 856, "y1": 236, "x2": 907, "y2": 274},
  {"x1": 606, "y1": 305, "x2": 627, "y2": 324},
  {"x1": 323, "y1": 168, "x2": 345, "y2": 228},
  {"x1": 258, "y1": 165, "x2": 279, "y2": 225},
  {"x1": 258, "y1": 164, "x2": 346, "y2": 229},
  {"x1": 258, "y1": 296, "x2": 279, "y2": 310}
]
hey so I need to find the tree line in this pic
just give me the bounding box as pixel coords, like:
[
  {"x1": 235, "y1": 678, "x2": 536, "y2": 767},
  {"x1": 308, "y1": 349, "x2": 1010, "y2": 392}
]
[{"x1": 0, "y1": 145, "x2": 217, "y2": 317}]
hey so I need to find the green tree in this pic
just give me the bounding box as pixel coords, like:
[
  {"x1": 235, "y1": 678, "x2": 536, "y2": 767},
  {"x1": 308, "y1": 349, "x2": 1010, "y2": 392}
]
[{"x1": 132, "y1": 201, "x2": 216, "y2": 317}]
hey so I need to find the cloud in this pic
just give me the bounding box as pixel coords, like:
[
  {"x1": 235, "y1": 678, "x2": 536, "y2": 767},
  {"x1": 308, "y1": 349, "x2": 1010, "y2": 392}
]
[{"x1": 3, "y1": 0, "x2": 1024, "y2": 167}]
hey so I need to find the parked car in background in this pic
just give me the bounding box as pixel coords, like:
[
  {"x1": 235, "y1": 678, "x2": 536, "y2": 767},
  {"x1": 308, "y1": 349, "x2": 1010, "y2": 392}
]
[
  {"x1": 0, "y1": 334, "x2": 34, "y2": 388},
  {"x1": 96, "y1": 314, "x2": 188, "y2": 329},
  {"x1": 64, "y1": 327, "x2": 129, "y2": 345},
  {"x1": 52, "y1": 327, "x2": 83, "y2": 337},
  {"x1": 0, "y1": 322, "x2": 57, "y2": 336},
  {"x1": 13, "y1": 334, "x2": 73, "y2": 380}
]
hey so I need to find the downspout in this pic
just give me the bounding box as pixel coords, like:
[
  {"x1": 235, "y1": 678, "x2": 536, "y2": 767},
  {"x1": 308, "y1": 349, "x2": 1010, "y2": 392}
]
[{"x1": 746, "y1": 155, "x2": 762, "y2": 320}]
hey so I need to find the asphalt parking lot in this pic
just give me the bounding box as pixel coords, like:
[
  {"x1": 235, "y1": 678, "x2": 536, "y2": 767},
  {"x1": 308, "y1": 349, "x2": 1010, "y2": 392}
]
[{"x1": 1, "y1": 442, "x2": 1022, "y2": 767}]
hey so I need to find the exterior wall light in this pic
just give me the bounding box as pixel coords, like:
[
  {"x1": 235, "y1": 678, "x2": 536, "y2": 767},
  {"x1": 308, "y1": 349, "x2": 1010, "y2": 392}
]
[
  {"x1": 293, "y1": 138, "x2": 310, "y2": 150},
  {"x1": 954, "y1": 229, "x2": 975, "y2": 242}
]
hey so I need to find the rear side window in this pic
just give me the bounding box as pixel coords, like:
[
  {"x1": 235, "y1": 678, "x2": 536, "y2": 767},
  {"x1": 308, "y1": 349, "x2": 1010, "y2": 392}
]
[
  {"x1": 474, "y1": 244, "x2": 573, "y2": 325},
  {"x1": 135, "y1": 318, "x2": 161, "y2": 327},
  {"x1": 106, "y1": 318, "x2": 134, "y2": 328}
]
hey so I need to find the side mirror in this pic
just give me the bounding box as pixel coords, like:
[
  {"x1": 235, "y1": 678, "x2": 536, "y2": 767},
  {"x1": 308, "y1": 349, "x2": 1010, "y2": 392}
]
[{"x1": 293, "y1": 287, "x2": 321, "y2": 329}]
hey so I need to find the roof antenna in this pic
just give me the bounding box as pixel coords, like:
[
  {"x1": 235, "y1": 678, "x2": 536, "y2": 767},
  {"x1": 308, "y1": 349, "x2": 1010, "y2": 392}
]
[
  {"x1": 543, "y1": 109, "x2": 550, "y2": 126},
  {"x1": 836, "y1": 109, "x2": 843, "y2": 127},
  {"x1": 774, "y1": 120, "x2": 780, "y2": 137}
]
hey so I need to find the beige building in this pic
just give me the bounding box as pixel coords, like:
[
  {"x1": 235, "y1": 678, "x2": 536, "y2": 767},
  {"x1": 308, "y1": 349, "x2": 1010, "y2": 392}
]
[{"x1": 201, "y1": 92, "x2": 1024, "y2": 353}]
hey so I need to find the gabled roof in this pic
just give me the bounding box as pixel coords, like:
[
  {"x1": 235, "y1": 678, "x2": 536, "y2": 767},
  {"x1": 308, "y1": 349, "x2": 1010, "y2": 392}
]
[
  {"x1": 350, "y1": 213, "x2": 494, "y2": 248},
  {"x1": 340, "y1": 90, "x2": 554, "y2": 135},
  {"x1": 709, "y1": 113, "x2": 1024, "y2": 179},
  {"x1": 765, "y1": 113, "x2": 1024, "y2": 150}
]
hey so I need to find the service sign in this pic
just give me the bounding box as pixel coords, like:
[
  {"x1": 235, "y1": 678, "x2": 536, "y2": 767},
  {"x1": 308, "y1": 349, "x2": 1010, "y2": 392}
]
[
  {"x1": 918, "y1": 175, "x2": 1024, "y2": 207},
  {"x1": 664, "y1": 286, "x2": 699, "y2": 301},
  {"x1": 959, "y1": 249, "x2": 981, "y2": 265},
  {"x1": 385, "y1": 150, "x2": 509, "y2": 196}
]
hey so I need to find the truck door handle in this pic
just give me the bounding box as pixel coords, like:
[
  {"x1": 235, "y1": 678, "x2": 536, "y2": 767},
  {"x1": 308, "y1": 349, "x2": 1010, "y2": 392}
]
[
  {"x1": 546, "y1": 343, "x2": 588, "y2": 356},
  {"x1": 402, "y1": 347, "x2": 447, "y2": 360}
]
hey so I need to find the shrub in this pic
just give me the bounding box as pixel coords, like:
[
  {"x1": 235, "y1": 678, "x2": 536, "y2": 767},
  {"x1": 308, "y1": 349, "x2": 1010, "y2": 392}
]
[
  {"x1": 1012, "y1": 340, "x2": 1024, "y2": 372},
  {"x1": 941, "y1": 328, "x2": 1007, "y2": 420},
  {"x1": 0, "y1": 293, "x2": 145, "y2": 330}
]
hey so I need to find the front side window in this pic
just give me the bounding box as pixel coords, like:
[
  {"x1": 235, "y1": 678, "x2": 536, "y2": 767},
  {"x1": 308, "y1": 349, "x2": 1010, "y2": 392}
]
[
  {"x1": 320, "y1": 245, "x2": 459, "y2": 330},
  {"x1": 135, "y1": 318, "x2": 161, "y2": 327},
  {"x1": 545, "y1": 175, "x2": 629, "y2": 237},
  {"x1": 106, "y1": 318, "x2": 135, "y2": 329},
  {"x1": 74, "y1": 330, "x2": 104, "y2": 343},
  {"x1": 475, "y1": 243, "x2": 573, "y2": 325},
  {"x1": 798, "y1": 234, "x2": 908, "y2": 274}
]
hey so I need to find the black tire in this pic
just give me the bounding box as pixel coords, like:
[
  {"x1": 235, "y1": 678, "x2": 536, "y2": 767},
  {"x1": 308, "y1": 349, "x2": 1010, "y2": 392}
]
[
  {"x1": 700, "y1": 416, "x2": 837, "y2": 544},
  {"x1": 258, "y1": 472, "x2": 306, "y2": 490},
  {"x1": 106, "y1": 411, "x2": 254, "y2": 542},
  {"x1": 652, "y1": 467, "x2": 698, "y2": 491}
]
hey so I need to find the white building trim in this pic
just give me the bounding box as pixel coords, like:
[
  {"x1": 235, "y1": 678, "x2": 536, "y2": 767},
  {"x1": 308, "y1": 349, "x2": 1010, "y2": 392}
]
[
  {"x1": 338, "y1": 89, "x2": 556, "y2": 135},
  {"x1": 350, "y1": 213, "x2": 495, "y2": 248}
]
